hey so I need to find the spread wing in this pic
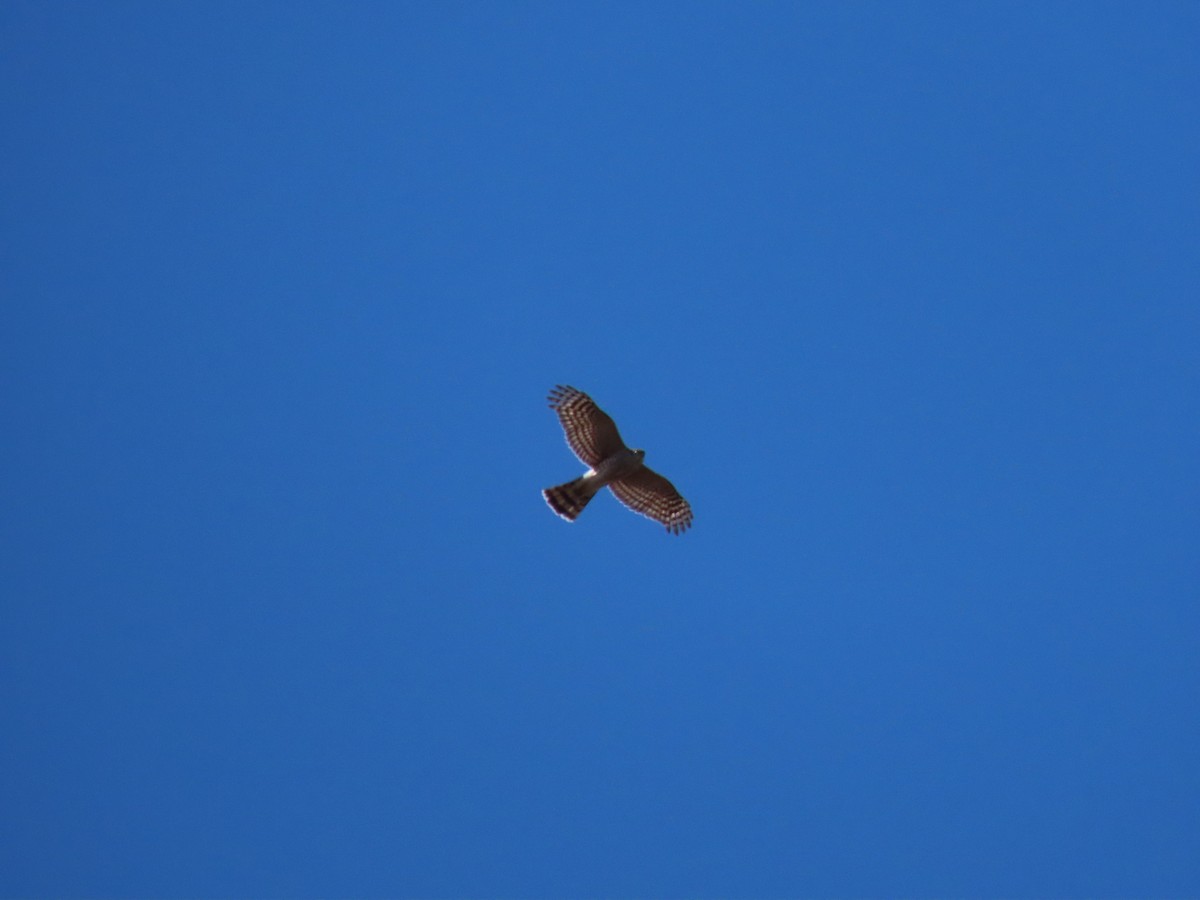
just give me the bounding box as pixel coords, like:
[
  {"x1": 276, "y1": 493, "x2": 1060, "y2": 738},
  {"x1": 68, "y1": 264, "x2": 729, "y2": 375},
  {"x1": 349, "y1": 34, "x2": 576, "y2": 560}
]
[
  {"x1": 548, "y1": 385, "x2": 628, "y2": 467},
  {"x1": 608, "y1": 466, "x2": 693, "y2": 535}
]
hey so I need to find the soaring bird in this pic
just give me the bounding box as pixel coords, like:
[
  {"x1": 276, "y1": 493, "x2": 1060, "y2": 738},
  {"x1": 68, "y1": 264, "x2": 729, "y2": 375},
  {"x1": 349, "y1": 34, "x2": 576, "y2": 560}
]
[{"x1": 542, "y1": 385, "x2": 692, "y2": 534}]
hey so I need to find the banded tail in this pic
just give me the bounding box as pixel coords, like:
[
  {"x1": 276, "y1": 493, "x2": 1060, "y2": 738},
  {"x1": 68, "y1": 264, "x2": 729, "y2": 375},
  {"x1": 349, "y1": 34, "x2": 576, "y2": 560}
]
[{"x1": 543, "y1": 476, "x2": 601, "y2": 521}]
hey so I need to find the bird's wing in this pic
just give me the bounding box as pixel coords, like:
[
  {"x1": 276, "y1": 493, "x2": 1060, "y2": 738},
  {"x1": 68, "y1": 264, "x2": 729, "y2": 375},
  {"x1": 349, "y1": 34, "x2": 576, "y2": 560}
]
[
  {"x1": 609, "y1": 465, "x2": 693, "y2": 534},
  {"x1": 548, "y1": 385, "x2": 628, "y2": 467}
]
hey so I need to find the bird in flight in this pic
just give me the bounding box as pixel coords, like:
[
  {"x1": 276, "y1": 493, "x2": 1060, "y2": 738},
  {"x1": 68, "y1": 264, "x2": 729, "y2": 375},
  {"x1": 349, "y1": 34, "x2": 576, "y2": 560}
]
[{"x1": 542, "y1": 385, "x2": 693, "y2": 534}]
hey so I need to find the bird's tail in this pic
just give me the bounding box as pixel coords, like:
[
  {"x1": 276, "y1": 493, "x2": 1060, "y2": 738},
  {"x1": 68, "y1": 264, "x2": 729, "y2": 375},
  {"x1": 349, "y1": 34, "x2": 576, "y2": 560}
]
[{"x1": 543, "y1": 476, "x2": 600, "y2": 521}]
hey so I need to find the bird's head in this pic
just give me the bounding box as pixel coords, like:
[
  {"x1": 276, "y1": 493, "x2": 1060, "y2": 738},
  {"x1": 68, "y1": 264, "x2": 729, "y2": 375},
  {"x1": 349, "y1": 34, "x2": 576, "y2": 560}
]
[{"x1": 633, "y1": 449, "x2": 646, "y2": 460}]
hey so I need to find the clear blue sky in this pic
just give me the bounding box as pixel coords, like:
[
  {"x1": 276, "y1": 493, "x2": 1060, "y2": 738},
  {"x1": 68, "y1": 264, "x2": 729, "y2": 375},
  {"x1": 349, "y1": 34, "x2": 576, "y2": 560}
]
[{"x1": 2, "y1": 3, "x2": 1197, "y2": 897}]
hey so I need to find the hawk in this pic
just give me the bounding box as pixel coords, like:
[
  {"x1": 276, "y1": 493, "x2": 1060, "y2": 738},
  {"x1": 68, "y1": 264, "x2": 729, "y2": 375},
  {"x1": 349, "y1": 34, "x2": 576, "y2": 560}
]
[{"x1": 542, "y1": 385, "x2": 693, "y2": 534}]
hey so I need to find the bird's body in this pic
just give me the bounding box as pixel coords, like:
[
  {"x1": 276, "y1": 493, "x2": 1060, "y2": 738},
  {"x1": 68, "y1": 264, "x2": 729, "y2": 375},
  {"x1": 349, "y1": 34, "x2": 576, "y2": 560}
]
[
  {"x1": 542, "y1": 385, "x2": 692, "y2": 534},
  {"x1": 543, "y1": 447, "x2": 645, "y2": 521}
]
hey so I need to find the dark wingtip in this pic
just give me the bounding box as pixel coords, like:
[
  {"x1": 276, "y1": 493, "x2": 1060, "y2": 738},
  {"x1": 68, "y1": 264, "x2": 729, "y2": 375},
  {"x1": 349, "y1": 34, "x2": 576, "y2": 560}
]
[
  {"x1": 547, "y1": 384, "x2": 576, "y2": 408},
  {"x1": 666, "y1": 517, "x2": 693, "y2": 535}
]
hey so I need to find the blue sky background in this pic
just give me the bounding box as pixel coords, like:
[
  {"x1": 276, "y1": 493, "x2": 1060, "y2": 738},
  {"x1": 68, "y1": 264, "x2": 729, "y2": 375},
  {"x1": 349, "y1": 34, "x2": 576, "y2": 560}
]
[{"x1": 2, "y1": 3, "x2": 1198, "y2": 897}]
